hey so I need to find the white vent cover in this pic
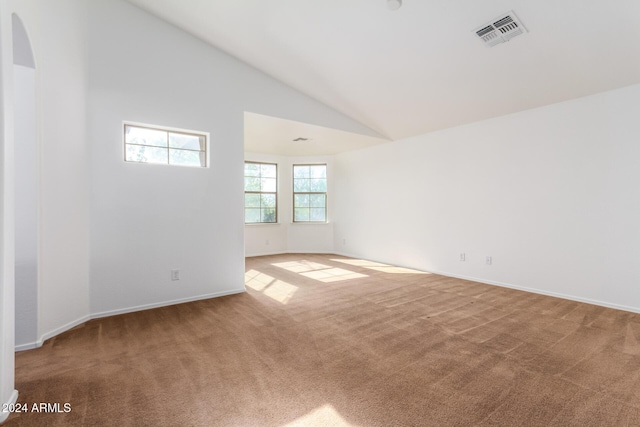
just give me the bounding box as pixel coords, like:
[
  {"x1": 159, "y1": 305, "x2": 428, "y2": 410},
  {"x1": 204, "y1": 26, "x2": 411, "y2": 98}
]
[{"x1": 474, "y1": 11, "x2": 527, "y2": 47}]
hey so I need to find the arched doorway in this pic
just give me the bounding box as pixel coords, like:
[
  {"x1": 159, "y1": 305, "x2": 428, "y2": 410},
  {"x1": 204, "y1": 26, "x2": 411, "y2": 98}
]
[{"x1": 12, "y1": 13, "x2": 38, "y2": 350}]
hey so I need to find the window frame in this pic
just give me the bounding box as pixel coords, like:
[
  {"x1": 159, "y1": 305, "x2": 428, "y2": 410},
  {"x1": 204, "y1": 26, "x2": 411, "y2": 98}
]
[
  {"x1": 292, "y1": 163, "x2": 328, "y2": 224},
  {"x1": 123, "y1": 121, "x2": 209, "y2": 168},
  {"x1": 244, "y1": 161, "x2": 279, "y2": 225}
]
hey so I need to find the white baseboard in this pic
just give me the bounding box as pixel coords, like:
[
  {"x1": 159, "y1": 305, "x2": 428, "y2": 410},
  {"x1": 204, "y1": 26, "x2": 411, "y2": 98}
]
[
  {"x1": 427, "y1": 269, "x2": 640, "y2": 315},
  {"x1": 15, "y1": 341, "x2": 40, "y2": 352},
  {"x1": 332, "y1": 251, "x2": 640, "y2": 315},
  {"x1": 90, "y1": 288, "x2": 245, "y2": 320},
  {"x1": 0, "y1": 389, "x2": 19, "y2": 423},
  {"x1": 15, "y1": 289, "x2": 246, "y2": 352},
  {"x1": 245, "y1": 250, "x2": 288, "y2": 258},
  {"x1": 17, "y1": 315, "x2": 92, "y2": 352},
  {"x1": 246, "y1": 250, "x2": 334, "y2": 258}
]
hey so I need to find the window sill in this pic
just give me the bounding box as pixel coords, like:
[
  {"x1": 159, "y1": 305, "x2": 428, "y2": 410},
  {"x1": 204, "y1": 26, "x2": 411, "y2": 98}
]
[
  {"x1": 245, "y1": 222, "x2": 282, "y2": 227},
  {"x1": 290, "y1": 222, "x2": 331, "y2": 225}
]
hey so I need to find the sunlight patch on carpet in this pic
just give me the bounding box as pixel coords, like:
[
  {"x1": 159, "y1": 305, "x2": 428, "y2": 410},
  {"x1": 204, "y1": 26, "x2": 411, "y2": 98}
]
[
  {"x1": 245, "y1": 269, "x2": 275, "y2": 291},
  {"x1": 272, "y1": 260, "x2": 368, "y2": 283},
  {"x1": 272, "y1": 260, "x2": 333, "y2": 273},
  {"x1": 331, "y1": 258, "x2": 430, "y2": 274},
  {"x1": 301, "y1": 268, "x2": 367, "y2": 283},
  {"x1": 262, "y1": 280, "x2": 298, "y2": 304},
  {"x1": 281, "y1": 404, "x2": 355, "y2": 427}
]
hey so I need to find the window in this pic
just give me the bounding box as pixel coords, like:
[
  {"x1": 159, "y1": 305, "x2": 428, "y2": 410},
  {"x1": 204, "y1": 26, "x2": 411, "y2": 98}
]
[
  {"x1": 293, "y1": 164, "x2": 327, "y2": 222},
  {"x1": 124, "y1": 123, "x2": 208, "y2": 167},
  {"x1": 244, "y1": 162, "x2": 277, "y2": 223}
]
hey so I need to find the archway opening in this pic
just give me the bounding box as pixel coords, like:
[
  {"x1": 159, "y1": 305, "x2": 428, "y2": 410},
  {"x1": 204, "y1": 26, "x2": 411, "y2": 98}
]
[{"x1": 12, "y1": 13, "x2": 38, "y2": 350}]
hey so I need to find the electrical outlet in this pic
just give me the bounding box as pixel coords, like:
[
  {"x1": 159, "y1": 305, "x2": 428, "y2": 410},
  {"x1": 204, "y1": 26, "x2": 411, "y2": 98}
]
[
  {"x1": 460, "y1": 253, "x2": 466, "y2": 262},
  {"x1": 342, "y1": 238, "x2": 346, "y2": 245},
  {"x1": 265, "y1": 239, "x2": 270, "y2": 246},
  {"x1": 486, "y1": 256, "x2": 492, "y2": 265},
  {"x1": 171, "y1": 269, "x2": 180, "y2": 281}
]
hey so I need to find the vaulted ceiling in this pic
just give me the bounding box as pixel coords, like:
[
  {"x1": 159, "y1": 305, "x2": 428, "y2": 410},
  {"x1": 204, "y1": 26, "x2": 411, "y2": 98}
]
[{"x1": 126, "y1": 0, "x2": 640, "y2": 142}]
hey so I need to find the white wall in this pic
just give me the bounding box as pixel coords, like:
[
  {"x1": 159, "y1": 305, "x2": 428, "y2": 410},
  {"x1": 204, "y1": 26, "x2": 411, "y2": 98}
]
[
  {"x1": 244, "y1": 152, "x2": 288, "y2": 256},
  {"x1": 244, "y1": 152, "x2": 334, "y2": 257},
  {"x1": 30, "y1": 0, "x2": 91, "y2": 346},
  {"x1": 87, "y1": 0, "x2": 369, "y2": 316},
  {"x1": 0, "y1": 3, "x2": 17, "y2": 417},
  {"x1": 2, "y1": 0, "x2": 91, "y2": 412},
  {"x1": 14, "y1": 64, "x2": 37, "y2": 348},
  {"x1": 334, "y1": 83, "x2": 640, "y2": 313}
]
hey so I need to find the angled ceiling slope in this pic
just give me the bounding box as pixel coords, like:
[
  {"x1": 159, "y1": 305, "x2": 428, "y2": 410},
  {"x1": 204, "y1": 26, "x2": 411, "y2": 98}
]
[
  {"x1": 244, "y1": 112, "x2": 389, "y2": 157},
  {"x1": 126, "y1": 0, "x2": 640, "y2": 141}
]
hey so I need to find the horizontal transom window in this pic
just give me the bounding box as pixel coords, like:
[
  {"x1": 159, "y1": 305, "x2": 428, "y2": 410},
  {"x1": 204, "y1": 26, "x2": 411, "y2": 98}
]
[{"x1": 124, "y1": 123, "x2": 208, "y2": 168}]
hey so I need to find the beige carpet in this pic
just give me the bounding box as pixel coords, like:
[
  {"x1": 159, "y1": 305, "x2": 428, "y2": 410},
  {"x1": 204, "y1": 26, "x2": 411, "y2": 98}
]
[{"x1": 6, "y1": 253, "x2": 640, "y2": 426}]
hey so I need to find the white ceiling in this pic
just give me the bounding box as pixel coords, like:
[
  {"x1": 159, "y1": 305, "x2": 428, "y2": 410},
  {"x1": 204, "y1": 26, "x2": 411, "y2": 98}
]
[
  {"x1": 244, "y1": 113, "x2": 388, "y2": 156},
  {"x1": 126, "y1": 0, "x2": 640, "y2": 145}
]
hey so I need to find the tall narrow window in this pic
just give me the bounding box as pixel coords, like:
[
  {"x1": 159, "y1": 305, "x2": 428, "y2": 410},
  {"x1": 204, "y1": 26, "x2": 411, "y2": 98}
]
[
  {"x1": 244, "y1": 162, "x2": 277, "y2": 224},
  {"x1": 293, "y1": 164, "x2": 327, "y2": 222},
  {"x1": 124, "y1": 123, "x2": 208, "y2": 167}
]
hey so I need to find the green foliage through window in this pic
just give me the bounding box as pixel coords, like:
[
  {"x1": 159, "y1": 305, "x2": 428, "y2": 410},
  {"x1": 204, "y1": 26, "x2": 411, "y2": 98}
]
[
  {"x1": 244, "y1": 162, "x2": 278, "y2": 223},
  {"x1": 124, "y1": 123, "x2": 208, "y2": 167},
  {"x1": 293, "y1": 164, "x2": 327, "y2": 222}
]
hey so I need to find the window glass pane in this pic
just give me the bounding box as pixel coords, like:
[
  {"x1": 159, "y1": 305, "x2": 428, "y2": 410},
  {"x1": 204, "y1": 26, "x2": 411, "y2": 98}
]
[
  {"x1": 245, "y1": 161, "x2": 278, "y2": 224},
  {"x1": 309, "y1": 179, "x2": 327, "y2": 192},
  {"x1": 262, "y1": 178, "x2": 276, "y2": 192},
  {"x1": 294, "y1": 194, "x2": 309, "y2": 207},
  {"x1": 169, "y1": 149, "x2": 204, "y2": 167},
  {"x1": 245, "y1": 209, "x2": 260, "y2": 223},
  {"x1": 245, "y1": 177, "x2": 261, "y2": 192},
  {"x1": 169, "y1": 133, "x2": 205, "y2": 151},
  {"x1": 245, "y1": 194, "x2": 260, "y2": 208},
  {"x1": 126, "y1": 145, "x2": 168, "y2": 164},
  {"x1": 261, "y1": 208, "x2": 276, "y2": 223},
  {"x1": 309, "y1": 194, "x2": 326, "y2": 208},
  {"x1": 294, "y1": 179, "x2": 310, "y2": 192},
  {"x1": 245, "y1": 163, "x2": 260, "y2": 177},
  {"x1": 310, "y1": 165, "x2": 326, "y2": 179},
  {"x1": 293, "y1": 165, "x2": 310, "y2": 179},
  {"x1": 261, "y1": 194, "x2": 276, "y2": 208},
  {"x1": 294, "y1": 208, "x2": 310, "y2": 222},
  {"x1": 125, "y1": 126, "x2": 167, "y2": 147},
  {"x1": 310, "y1": 208, "x2": 326, "y2": 222},
  {"x1": 261, "y1": 164, "x2": 277, "y2": 178}
]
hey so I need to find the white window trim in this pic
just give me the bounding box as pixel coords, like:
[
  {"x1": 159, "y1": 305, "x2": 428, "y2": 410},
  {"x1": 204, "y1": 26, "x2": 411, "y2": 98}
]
[
  {"x1": 292, "y1": 163, "x2": 328, "y2": 224},
  {"x1": 244, "y1": 161, "x2": 279, "y2": 224},
  {"x1": 123, "y1": 121, "x2": 210, "y2": 168}
]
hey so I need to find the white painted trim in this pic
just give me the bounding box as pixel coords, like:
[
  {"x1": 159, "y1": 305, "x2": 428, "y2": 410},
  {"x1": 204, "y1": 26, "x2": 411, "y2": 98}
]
[
  {"x1": 246, "y1": 250, "x2": 334, "y2": 258},
  {"x1": 14, "y1": 341, "x2": 39, "y2": 352},
  {"x1": 90, "y1": 288, "x2": 245, "y2": 320},
  {"x1": 426, "y1": 269, "x2": 640, "y2": 315},
  {"x1": 32, "y1": 315, "x2": 91, "y2": 351},
  {"x1": 0, "y1": 389, "x2": 19, "y2": 423},
  {"x1": 245, "y1": 251, "x2": 288, "y2": 258},
  {"x1": 14, "y1": 289, "x2": 246, "y2": 351},
  {"x1": 333, "y1": 250, "x2": 640, "y2": 315},
  {"x1": 286, "y1": 250, "x2": 333, "y2": 255}
]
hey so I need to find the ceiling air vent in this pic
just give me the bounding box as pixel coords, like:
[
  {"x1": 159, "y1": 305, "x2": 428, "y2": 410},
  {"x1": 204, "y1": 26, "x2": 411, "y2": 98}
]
[{"x1": 474, "y1": 11, "x2": 526, "y2": 47}]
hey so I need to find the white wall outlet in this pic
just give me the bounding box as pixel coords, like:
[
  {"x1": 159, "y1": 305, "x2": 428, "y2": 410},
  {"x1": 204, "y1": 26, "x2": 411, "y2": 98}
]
[
  {"x1": 460, "y1": 253, "x2": 466, "y2": 261},
  {"x1": 342, "y1": 238, "x2": 346, "y2": 245},
  {"x1": 265, "y1": 239, "x2": 270, "y2": 246},
  {"x1": 171, "y1": 269, "x2": 180, "y2": 281},
  {"x1": 486, "y1": 256, "x2": 492, "y2": 265}
]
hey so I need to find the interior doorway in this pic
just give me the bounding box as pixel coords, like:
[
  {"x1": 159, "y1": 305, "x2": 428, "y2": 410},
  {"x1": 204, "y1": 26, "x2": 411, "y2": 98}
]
[{"x1": 13, "y1": 13, "x2": 38, "y2": 350}]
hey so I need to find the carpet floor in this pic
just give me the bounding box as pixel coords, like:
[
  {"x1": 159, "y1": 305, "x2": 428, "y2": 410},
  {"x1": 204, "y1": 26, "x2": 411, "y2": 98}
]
[{"x1": 6, "y1": 253, "x2": 640, "y2": 426}]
